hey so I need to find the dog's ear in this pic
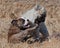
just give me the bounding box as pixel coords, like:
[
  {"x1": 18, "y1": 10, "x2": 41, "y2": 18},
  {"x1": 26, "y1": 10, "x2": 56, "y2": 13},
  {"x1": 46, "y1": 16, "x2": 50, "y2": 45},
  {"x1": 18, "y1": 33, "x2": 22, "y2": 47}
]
[
  {"x1": 11, "y1": 20, "x2": 18, "y2": 25},
  {"x1": 35, "y1": 5, "x2": 41, "y2": 11}
]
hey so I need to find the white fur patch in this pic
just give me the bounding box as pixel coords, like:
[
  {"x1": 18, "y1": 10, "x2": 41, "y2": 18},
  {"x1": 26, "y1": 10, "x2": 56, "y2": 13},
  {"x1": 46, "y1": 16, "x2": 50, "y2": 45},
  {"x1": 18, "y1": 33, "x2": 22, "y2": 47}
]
[{"x1": 19, "y1": 5, "x2": 45, "y2": 25}]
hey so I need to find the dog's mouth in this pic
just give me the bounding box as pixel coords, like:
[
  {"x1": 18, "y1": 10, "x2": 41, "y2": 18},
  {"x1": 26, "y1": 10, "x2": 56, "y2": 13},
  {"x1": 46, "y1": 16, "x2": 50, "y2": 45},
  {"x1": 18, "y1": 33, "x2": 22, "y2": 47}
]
[{"x1": 20, "y1": 25, "x2": 30, "y2": 30}]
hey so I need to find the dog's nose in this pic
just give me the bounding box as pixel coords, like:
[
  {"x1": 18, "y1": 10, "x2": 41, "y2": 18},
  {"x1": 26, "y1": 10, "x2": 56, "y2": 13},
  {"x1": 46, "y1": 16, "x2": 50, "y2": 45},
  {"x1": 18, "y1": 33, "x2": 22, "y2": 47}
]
[{"x1": 24, "y1": 20, "x2": 28, "y2": 26}]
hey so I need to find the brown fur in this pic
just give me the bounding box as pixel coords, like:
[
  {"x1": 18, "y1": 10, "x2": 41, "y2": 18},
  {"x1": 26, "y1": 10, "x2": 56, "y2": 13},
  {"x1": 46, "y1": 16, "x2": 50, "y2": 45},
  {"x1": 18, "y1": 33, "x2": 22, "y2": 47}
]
[
  {"x1": 8, "y1": 24, "x2": 38, "y2": 43},
  {"x1": 8, "y1": 24, "x2": 21, "y2": 42},
  {"x1": 8, "y1": 19, "x2": 25, "y2": 39}
]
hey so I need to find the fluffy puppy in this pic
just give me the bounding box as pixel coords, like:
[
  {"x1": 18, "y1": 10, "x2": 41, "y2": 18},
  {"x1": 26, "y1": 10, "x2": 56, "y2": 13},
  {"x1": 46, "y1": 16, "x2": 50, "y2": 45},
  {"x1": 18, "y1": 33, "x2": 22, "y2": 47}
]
[
  {"x1": 8, "y1": 19, "x2": 38, "y2": 43},
  {"x1": 9, "y1": 23, "x2": 38, "y2": 43}
]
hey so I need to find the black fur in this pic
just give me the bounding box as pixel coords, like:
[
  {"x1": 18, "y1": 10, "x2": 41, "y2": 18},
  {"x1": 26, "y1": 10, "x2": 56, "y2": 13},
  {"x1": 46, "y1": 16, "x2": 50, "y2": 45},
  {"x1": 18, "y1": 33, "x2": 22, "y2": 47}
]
[{"x1": 35, "y1": 12, "x2": 46, "y2": 24}]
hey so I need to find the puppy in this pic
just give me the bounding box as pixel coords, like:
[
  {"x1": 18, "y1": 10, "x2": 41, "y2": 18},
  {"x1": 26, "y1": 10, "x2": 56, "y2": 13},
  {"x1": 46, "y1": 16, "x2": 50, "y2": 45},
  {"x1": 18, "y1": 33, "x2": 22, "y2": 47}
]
[{"x1": 9, "y1": 23, "x2": 38, "y2": 43}]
